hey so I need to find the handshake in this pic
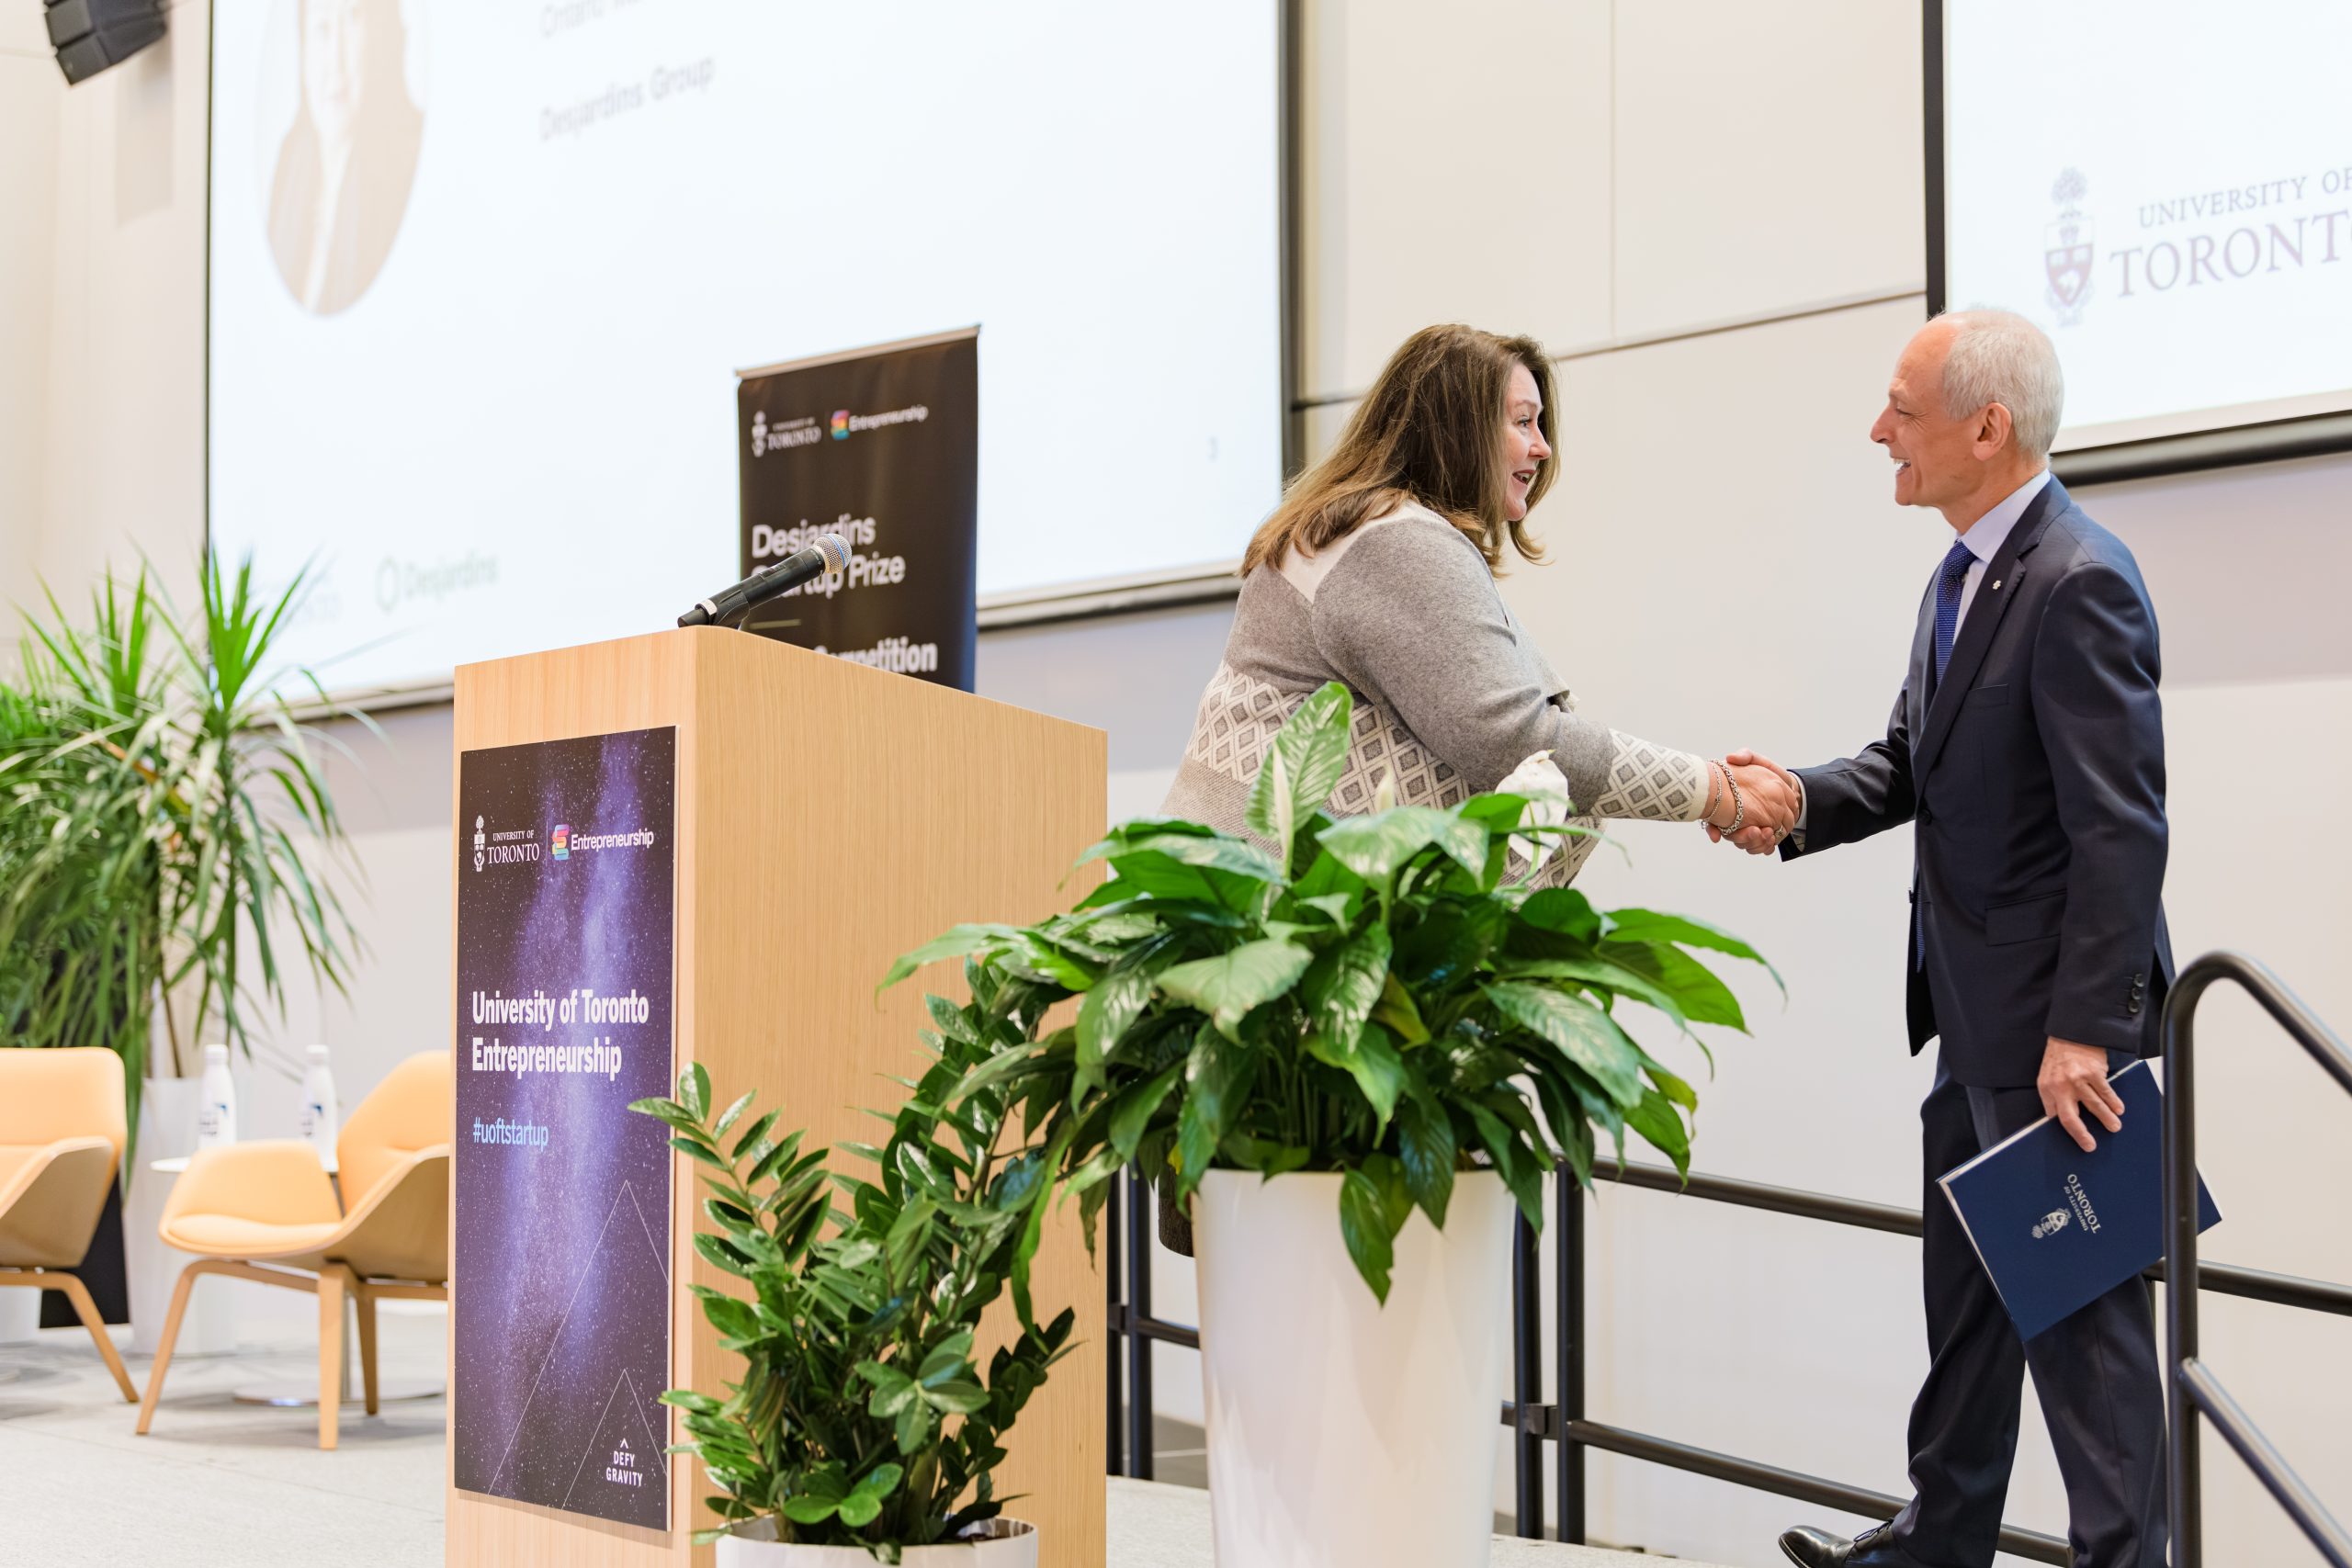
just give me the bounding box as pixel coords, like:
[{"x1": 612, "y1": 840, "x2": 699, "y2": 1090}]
[{"x1": 1699, "y1": 750, "x2": 1802, "y2": 856}]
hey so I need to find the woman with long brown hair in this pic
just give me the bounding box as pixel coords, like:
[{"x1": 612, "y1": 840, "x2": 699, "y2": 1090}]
[{"x1": 1163, "y1": 323, "x2": 1796, "y2": 883}]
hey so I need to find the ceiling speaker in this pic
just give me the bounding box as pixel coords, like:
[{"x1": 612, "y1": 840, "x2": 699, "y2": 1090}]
[{"x1": 45, "y1": 0, "x2": 168, "y2": 85}]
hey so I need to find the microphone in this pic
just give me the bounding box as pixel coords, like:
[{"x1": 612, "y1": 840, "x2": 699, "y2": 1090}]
[{"x1": 677, "y1": 534, "x2": 852, "y2": 627}]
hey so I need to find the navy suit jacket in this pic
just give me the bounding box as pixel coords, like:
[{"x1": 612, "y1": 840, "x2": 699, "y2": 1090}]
[{"x1": 1782, "y1": 478, "x2": 2174, "y2": 1087}]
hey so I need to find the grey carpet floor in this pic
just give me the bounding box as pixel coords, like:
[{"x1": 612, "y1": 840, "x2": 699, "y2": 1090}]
[{"x1": 2, "y1": 1315, "x2": 1732, "y2": 1566}]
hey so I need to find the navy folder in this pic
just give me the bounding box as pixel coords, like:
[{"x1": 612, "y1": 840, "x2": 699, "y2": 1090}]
[{"x1": 1938, "y1": 1061, "x2": 2221, "y2": 1341}]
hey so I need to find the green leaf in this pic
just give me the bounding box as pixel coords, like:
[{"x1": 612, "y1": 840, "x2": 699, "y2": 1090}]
[
  {"x1": 1484, "y1": 981, "x2": 1645, "y2": 1107},
  {"x1": 1302, "y1": 921, "x2": 1390, "y2": 1054},
  {"x1": 1076, "y1": 953, "x2": 1161, "y2": 1092},
  {"x1": 1304, "y1": 1021, "x2": 1406, "y2": 1132},
  {"x1": 1602, "y1": 908, "x2": 1781, "y2": 993},
  {"x1": 1518, "y1": 887, "x2": 1602, "y2": 942},
  {"x1": 1373, "y1": 972, "x2": 1430, "y2": 1045},
  {"x1": 1315, "y1": 807, "x2": 1487, "y2": 886},
  {"x1": 710, "y1": 1089, "x2": 756, "y2": 1141},
  {"x1": 1339, "y1": 1164, "x2": 1403, "y2": 1303},
  {"x1": 1495, "y1": 954, "x2": 1691, "y2": 1033},
  {"x1": 679, "y1": 1063, "x2": 710, "y2": 1122},
  {"x1": 1393, "y1": 899, "x2": 1507, "y2": 989},
  {"x1": 1624, "y1": 1085, "x2": 1692, "y2": 1175},
  {"x1": 877, "y1": 922, "x2": 1020, "y2": 991},
  {"x1": 1599, "y1": 938, "x2": 1749, "y2": 1032},
  {"x1": 1395, "y1": 1098, "x2": 1457, "y2": 1228},
  {"x1": 1158, "y1": 939, "x2": 1313, "y2": 1039},
  {"x1": 1109, "y1": 1062, "x2": 1184, "y2": 1162},
  {"x1": 1175, "y1": 1026, "x2": 1258, "y2": 1195},
  {"x1": 1245, "y1": 681, "x2": 1352, "y2": 863}
]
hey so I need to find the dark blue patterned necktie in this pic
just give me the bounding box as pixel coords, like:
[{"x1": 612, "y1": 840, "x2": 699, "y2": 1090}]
[{"x1": 1932, "y1": 537, "x2": 1976, "y2": 687}]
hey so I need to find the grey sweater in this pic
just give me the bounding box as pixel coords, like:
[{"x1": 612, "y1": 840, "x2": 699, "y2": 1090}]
[{"x1": 1162, "y1": 503, "x2": 1713, "y2": 886}]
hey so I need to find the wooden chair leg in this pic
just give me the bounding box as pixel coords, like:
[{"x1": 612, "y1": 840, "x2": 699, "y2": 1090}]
[
  {"x1": 353, "y1": 1280, "x2": 380, "y2": 1416},
  {"x1": 316, "y1": 1266, "x2": 346, "y2": 1450},
  {"x1": 135, "y1": 1261, "x2": 205, "y2": 1435},
  {"x1": 51, "y1": 1272, "x2": 138, "y2": 1403}
]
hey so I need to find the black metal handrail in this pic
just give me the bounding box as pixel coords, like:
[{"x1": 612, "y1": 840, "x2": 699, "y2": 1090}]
[
  {"x1": 1103, "y1": 957, "x2": 2352, "y2": 1562},
  {"x1": 2164, "y1": 953, "x2": 2352, "y2": 1568}
]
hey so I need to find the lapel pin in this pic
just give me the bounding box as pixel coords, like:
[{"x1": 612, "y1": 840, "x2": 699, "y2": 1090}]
[{"x1": 1992, "y1": 579, "x2": 2002, "y2": 591}]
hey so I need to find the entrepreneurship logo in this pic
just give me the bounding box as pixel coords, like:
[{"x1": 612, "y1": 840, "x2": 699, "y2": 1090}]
[
  {"x1": 561, "y1": 824, "x2": 659, "y2": 855},
  {"x1": 2045, "y1": 167, "x2": 2094, "y2": 326},
  {"x1": 551, "y1": 824, "x2": 571, "y2": 860},
  {"x1": 2031, "y1": 1209, "x2": 2071, "y2": 1240},
  {"x1": 831, "y1": 409, "x2": 852, "y2": 439}
]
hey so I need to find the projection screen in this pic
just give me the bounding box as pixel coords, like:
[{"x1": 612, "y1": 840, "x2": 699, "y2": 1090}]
[
  {"x1": 208, "y1": 1, "x2": 1283, "y2": 696},
  {"x1": 1933, "y1": 0, "x2": 2352, "y2": 473}
]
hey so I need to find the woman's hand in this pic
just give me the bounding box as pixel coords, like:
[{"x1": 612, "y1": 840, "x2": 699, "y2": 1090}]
[{"x1": 1704, "y1": 752, "x2": 1799, "y2": 853}]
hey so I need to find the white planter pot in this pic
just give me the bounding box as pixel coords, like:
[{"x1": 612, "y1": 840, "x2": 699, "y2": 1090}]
[
  {"x1": 715, "y1": 1517, "x2": 1037, "y2": 1567},
  {"x1": 1193, "y1": 1168, "x2": 1516, "y2": 1568},
  {"x1": 125, "y1": 1077, "x2": 236, "y2": 1357},
  {"x1": 0, "y1": 1288, "x2": 40, "y2": 1345}
]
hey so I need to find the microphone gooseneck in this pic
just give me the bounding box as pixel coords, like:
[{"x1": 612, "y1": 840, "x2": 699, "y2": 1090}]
[{"x1": 677, "y1": 533, "x2": 852, "y2": 627}]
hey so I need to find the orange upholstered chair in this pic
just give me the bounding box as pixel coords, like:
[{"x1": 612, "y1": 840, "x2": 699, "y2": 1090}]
[
  {"x1": 136, "y1": 1051, "x2": 451, "y2": 1448},
  {"x1": 0, "y1": 1047, "x2": 139, "y2": 1401}
]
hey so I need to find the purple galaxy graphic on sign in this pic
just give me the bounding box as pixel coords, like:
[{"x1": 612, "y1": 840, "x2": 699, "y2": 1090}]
[{"x1": 453, "y1": 727, "x2": 676, "y2": 1529}]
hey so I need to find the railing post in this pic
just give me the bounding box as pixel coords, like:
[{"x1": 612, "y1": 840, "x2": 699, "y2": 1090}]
[
  {"x1": 1105, "y1": 1167, "x2": 1125, "y2": 1478},
  {"x1": 2165, "y1": 975, "x2": 2207, "y2": 1568},
  {"x1": 1125, "y1": 1164, "x2": 1156, "y2": 1480},
  {"x1": 1512, "y1": 1209, "x2": 1544, "y2": 1538},
  {"x1": 1556, "y1": 1161, "x2": 1586, "y2": 1544}
]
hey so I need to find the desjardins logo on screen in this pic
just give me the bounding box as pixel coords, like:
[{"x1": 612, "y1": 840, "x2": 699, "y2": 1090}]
[{"x1": 471, "y1": 816, "x2": 542, "y2": 873}]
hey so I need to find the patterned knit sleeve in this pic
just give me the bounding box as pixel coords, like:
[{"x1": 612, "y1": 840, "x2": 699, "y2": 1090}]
[{"x1": 1310, "y1": 515, "x2": 1713, "y2": 823}]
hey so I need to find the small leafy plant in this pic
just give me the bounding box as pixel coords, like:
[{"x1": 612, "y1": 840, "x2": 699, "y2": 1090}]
[
  {"x1": 632, "y1": 1021, "x2": 1074, "y2": 1558},
  {"x1": 885, "y1": 682, "x2": 1774, "y2": 1303}
]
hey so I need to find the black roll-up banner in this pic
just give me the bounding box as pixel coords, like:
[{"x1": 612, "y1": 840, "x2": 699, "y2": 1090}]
[{"x1": 735, "y1": 331, "x2": 978, "y2": 691}]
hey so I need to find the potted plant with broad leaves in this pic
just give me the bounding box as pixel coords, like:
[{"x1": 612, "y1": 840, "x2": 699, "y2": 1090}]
[
  {"x1": 629, "y1": 1022, "x2": 1078, "y2": 1564},
  {"x1": 882, "y1": 682, "x2": 1775, "y2": 1568}
]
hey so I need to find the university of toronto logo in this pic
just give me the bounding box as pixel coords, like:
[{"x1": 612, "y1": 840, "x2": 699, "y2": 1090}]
[
  {"x1": 472, "y1": 816, "x2": 485, "y2": 874},
  {"x1": 2045, "y1": 167, "x2": 2093, "y2": 326},
  {"x1": 750, "y1": 411, "x2": 768, "y2": 457},
  {"x1": 2031, "y1": 1208, "x2": 2072, "y2": 1240}
]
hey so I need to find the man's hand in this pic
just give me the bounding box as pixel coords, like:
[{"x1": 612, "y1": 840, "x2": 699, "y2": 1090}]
[
  {"x1": 2040, "y1": 1037, "x2": 2123, "y2": 1153},
  {"x1": 1703, "y1": 750, "x2": 1801, "y2": 855}
]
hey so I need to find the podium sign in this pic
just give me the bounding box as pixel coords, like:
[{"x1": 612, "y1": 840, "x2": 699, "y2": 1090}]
[
  {"x1": 452, "y1": 726, "x2": 679, "y2": 1530},
  {"x1": 736, "y1": 328, "x2": 978, "y2": 690}
]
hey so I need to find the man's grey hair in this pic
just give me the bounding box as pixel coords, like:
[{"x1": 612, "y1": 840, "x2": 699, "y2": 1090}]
[{"x1": 1938, "y1": 309, "x2": 2065, "y2": 461}]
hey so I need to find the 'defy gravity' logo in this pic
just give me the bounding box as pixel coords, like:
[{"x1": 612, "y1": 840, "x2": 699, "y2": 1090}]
[
  {"x1": 472, "y1": 816, "x2": 485, "y2": 873},
  {"x1": 2031, "y1": 1208, "x2": 2072, "y2": 1240},
  {"x1": 2046, "y1": 167, "x2": 2094, "y2": 326}
]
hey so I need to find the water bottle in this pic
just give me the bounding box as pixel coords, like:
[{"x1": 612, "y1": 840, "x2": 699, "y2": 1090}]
[
  {"x1": 196, "y1": 1043, "x2": 238, "y2": 1149},
  {"x1": 299, "y1": 1043, "x2": 340, "y2": 1156}
]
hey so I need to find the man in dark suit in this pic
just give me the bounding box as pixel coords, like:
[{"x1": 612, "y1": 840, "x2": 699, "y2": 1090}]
[{"x1": 1719, "y1": 310, "x2": 2173, "y2": 1568}]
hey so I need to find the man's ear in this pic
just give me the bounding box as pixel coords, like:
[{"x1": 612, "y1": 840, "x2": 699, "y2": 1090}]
[{"x1": 1974, "y1": 401, "x2": 2015, "y2": 459}]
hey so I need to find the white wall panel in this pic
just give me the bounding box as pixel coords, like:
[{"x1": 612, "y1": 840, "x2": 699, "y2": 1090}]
[
  {"x1": 1611, "y1": 0, "x2": 1923, "y2": 342},
  {"x1": 38, "y1": 10, "x2": 208, "y2": 612},
  {"x1": 0, "y1": 54, "x2": 61, "y2": 631},
  {"x1": 1299, "y1": 0, "x2": 1612, "y2": 398}
]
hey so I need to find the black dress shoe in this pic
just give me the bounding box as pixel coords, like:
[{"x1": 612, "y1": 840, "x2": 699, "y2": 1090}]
[{"x1": 1778, "y1": 1523, "x2": 1920, "y2": 1568}]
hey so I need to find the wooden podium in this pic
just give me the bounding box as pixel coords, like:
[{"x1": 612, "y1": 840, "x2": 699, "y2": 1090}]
[{"x1": 447, "y1": 628, "x2": 1107, "y2": 1568}]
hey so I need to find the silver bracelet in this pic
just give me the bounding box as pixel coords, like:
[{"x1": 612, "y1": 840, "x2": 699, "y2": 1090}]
[{"x1": 1714, "y1": 761, "x2": 1746, "y2": 836}]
